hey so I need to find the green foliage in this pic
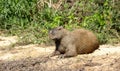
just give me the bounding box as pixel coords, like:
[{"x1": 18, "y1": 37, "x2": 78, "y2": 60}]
[
  {"x1": 0, "y1": 0, "x2": 37, "y2": 29},
  {"x1": 80, "y1": 0, "x2": 120, "y2": 43},
  {"x1": 0, "y1": 0, "x2": 119, "y2": 44}
]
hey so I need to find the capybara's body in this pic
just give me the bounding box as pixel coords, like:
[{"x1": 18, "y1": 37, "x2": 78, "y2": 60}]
[{"x1": 49, "y1": 26, "x2": 99, "y2": 57}]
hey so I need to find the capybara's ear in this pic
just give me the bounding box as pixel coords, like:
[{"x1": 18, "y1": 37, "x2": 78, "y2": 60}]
[{"x1": 58, "y1": 26, "x2": 63, "y2": 30}]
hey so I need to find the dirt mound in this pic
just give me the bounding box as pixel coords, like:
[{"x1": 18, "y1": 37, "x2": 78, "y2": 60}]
[{"x1": 0, "y1": 36, "x2": 18, "y2": 50}]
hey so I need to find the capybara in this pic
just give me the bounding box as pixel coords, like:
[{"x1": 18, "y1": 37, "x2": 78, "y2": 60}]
[{"x1": 49, "y1": 26, "x2": 99, "y2": 58}]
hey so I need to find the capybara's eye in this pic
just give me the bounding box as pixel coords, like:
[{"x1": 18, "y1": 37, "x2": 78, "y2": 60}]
[
  {"x1": 57, "y1": 26, "x2": 63, "y2": 30},
  {"x1": 58, "y1": 28, "x2": 61, "y2": 30}
]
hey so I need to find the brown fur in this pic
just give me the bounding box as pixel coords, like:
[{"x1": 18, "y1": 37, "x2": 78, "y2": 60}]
[{"x1": 49, "y1": 26, "x2": 99, "y2": 57}]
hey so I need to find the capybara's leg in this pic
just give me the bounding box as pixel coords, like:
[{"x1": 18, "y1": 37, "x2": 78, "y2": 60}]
[
  {"x1": 60, "y1": 45, "x2": 77, "y2": 58},
  {"x1": 50, "y1": 51, "x2": 61, "y2": 57}
]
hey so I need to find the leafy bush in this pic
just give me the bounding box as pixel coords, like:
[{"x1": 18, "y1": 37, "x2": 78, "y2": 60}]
[{"x1": 0, "y1": 0, "x2": 119, "y2": 45}]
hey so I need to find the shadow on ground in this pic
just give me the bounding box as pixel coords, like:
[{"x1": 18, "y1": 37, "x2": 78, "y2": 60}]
[{"x1": 0, "y1": 54, "x2": 120, "y2": 71}]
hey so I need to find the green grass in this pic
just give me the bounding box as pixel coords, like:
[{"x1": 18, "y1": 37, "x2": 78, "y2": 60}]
[{"x1": 0, "y1": 0, "x2": 120, "y2": 45}]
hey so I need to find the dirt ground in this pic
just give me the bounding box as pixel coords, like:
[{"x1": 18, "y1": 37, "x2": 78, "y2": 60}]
[{"x1": 0, "y1": 36, "x2": 120, "y2": 71}]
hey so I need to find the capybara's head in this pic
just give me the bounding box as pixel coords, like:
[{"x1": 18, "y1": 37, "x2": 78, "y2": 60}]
[{"x1": 49, "y1": 26, "x2": 64, "y2": 40}]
